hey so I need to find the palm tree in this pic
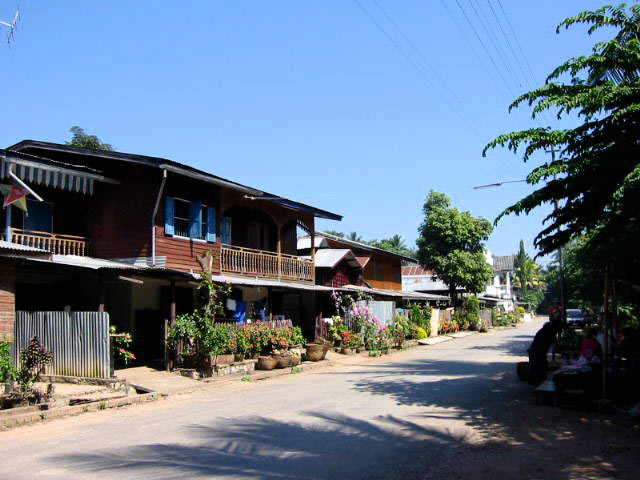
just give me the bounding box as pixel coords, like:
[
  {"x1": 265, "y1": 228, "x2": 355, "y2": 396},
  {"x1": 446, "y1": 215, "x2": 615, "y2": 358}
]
[{"x1": 347, "y1": 232, "x2": 363, "y2": 242}]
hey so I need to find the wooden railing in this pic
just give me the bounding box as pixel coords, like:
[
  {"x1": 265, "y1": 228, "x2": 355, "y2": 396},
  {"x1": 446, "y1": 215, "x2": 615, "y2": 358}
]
[
  {"x1": 9, "y1": 228, "x2": 88, "y2": 256},
  {"x1": 221, "y1": 244, "x2": 313, "y2": 283}
]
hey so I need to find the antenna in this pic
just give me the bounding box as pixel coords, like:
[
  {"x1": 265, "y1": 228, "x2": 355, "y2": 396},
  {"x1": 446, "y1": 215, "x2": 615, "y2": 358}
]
[{"x1": 0, "y1": 7, "x2": 20, "y2": 45}]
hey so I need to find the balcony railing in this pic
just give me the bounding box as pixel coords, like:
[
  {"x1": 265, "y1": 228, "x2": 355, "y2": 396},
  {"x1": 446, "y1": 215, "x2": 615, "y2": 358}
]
[
  {"x1": 221, "y1": 244, "x2": 313, "y2": 283},
  {"x1": 9, "y1": 228, "x2": 88, "y2": 256}
]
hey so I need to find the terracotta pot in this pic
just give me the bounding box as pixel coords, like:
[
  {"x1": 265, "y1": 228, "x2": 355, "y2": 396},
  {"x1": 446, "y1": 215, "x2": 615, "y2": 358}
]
[
  {"x1": 256, "y1": 355, "x2": 277, "y2": 370},
  {"x1": 214, "y1": 353, "x2": 235, "y2": 365},
  {"x1": 305, "y1": 343, "x2": 328, "y2": 362},
  {"x1": 340, "y1": 348, "x2": 353, "y2": 355},
  {"x1": 273, "y1": 353, "x2": 291, "y2": 369}
]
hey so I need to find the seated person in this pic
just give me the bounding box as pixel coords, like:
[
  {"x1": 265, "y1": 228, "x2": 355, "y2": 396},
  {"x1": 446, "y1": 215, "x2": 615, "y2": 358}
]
[{"x1": 580, "y1": 329, "x2": 602, "y2": 363}]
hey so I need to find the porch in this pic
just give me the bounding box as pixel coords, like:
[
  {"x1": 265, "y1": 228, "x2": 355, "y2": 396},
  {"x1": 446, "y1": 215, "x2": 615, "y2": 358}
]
[
  {"x1": 7, "y1": 227, "x2": 88, "y2": 256},
  {"x1": 221, "y1": 244, "x2": 313, "y2": 283}
]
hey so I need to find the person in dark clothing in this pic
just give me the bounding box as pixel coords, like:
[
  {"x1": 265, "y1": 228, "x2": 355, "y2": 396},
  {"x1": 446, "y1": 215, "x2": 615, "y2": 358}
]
[{"x1": 528, "y1": 322, "x2": 559, "y2": 386}]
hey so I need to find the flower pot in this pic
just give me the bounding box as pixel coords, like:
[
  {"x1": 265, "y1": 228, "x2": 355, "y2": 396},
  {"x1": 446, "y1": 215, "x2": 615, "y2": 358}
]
[
  {"x1": 256, "y1": 355, "x2": 277, "y2": 370},
  {"x1": 340, "y1": 347, "x2": 353, "y2": 355},
  {"x1": 305, "y1": 343, "x2": 328, "y2": 362},
  {"x1": 234, "y1": 353, "x2": 245, "y2": 362},
  {"x1": 214, "y1": 353, "x2": 235, "y2": 366},
  {"x1": 273, "y1": 353, "x2": 291, "y2": 369}
]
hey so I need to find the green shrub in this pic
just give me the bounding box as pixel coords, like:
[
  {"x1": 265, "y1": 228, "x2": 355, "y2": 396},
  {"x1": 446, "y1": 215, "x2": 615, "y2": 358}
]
[
  {"x1": 416, "y1": 327, "x2": 428, "y2": 340},
  {"x1": 206, "y1": 324, "x2": 236, "y2": 355},
  {"x1": 0, "y1": 341, "x2": 16, "y2": 383}
]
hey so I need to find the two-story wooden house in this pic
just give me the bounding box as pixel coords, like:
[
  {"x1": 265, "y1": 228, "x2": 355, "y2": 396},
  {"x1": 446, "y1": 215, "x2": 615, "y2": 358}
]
[{"x1": 0, "y1": 141, "x2": 341, "y2": 362}]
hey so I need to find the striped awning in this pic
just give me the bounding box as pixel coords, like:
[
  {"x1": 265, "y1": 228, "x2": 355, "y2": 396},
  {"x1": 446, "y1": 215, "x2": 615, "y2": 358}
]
[{"x1": 0, "y1": 155, "x2": 96, "y2": 194}]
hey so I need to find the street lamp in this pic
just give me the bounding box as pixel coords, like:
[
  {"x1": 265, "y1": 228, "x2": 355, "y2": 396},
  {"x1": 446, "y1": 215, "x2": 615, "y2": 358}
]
[{"x1": 472, "y1": 178, "x2": 567, "y2": 321}]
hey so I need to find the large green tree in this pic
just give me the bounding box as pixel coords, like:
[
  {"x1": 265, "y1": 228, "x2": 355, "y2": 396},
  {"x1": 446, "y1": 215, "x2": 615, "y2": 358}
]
[
  {"x1": 484, "y1": 4, "x2": 640, "y2": 273},
  {"x1": 416, "y1": 190, "x2": 493, "y2": 302},
  {"x1": 66, "y1": 126, "x2": 113, "y2": 151}
]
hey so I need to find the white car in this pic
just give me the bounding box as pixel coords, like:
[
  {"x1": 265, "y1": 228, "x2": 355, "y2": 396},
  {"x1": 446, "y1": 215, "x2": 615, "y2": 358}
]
[{"x1": 566, "y1": 309, "x2": 588, "y2": 327}]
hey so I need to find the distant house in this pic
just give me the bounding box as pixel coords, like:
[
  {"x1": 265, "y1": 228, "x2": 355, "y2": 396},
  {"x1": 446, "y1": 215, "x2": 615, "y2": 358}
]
[
  {"x1": 401, "y1": 251, "x2": 517, "y2": 311},
  {"x1": 298, "y1": 232, "x2": 414, "y2": 291},
  {"x1": 299, "y1": 233, "x2": 447, "y2": 326}
]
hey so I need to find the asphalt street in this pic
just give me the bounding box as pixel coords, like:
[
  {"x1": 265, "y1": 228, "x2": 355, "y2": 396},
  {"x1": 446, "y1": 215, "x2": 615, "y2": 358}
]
[{"x1": 0, "y1": 320, "x2": 542, "y2": 480}]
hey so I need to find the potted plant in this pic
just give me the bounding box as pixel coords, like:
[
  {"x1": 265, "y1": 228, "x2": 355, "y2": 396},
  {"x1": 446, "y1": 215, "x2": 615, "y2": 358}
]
[
  {"x1": 340, "y1": 330, "x2": 356, "y2": 355},
  {"x1": 0, "y1": 341, "x2": 16, "y2": 394},
  {"x1": 206, "y1": 324, "x2": 236, "y2": 366}
]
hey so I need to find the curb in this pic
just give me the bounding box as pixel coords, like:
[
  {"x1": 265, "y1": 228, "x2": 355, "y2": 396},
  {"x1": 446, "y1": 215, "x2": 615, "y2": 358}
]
[{"x1": 1, "y1": 392, "x2": 160, "y2": 431}]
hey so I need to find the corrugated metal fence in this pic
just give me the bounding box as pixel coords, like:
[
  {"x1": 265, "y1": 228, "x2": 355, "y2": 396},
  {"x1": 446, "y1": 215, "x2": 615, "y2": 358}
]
[
  {"x1": 14, "y1": 311, "x2": 110, "y2": 378},
  {"x1": 479, "y1": 309, "x2": 493, "y2": 328}
]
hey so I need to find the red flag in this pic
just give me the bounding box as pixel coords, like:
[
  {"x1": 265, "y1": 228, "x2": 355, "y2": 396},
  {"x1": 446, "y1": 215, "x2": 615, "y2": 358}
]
[{"x1": 1, "y1": 184, "x2": 29, "y2": 211}]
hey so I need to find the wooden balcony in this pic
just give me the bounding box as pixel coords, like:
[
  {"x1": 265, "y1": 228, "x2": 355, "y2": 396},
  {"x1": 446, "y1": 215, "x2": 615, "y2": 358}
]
[
  {"x1": 221, "y1": 244, "x2": 313, "y2": 283},
  {"x1": 9, "y1": 228, "x2": 88, "y2": 256}
]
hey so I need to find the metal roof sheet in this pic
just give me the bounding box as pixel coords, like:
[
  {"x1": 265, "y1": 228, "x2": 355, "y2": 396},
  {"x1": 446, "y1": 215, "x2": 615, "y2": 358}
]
[
  {"x1": 313, "y1": 249, "x2": 361, "y2": 269},
  {"x1": 9, "y1": 140, "x2": 342, "y2": 220},
  {"x1": 0, "y1": 240, "x2": 50, "y2": 254},
  {"x1": 493, "y1": 255, "x2": 516, "y2": 272}
]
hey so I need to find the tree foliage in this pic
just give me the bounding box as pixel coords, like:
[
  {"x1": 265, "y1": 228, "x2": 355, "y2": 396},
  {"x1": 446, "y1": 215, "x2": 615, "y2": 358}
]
[
  {"x1": 513, "y1": 239, "x2": 545, "y2": 311},
  {"x1": 416, "y1": 190, "x2": 493, "y2": 299},
  {"x1": 66, "y1": 126, "x2": 113, "y2": 151},
  {"x1": 483, "y1": 4, "x2": 640, "y2": 263}
]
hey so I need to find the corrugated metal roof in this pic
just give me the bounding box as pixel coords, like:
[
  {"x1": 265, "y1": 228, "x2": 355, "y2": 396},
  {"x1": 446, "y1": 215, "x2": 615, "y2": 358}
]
[
  {"x1": 313, "y1": 249, "x2": 361, "y2": 269},
  {"x1": 9, "y1": 140, "x2": 342, "y2": 220},
  {"x1": 317, "y1": 232, "x2": 417, "y2": 262},
  {"x1": 297, "y1": 236, "x2": 330, "y2": 250},
  {"x1": 0, "y1": 240, "x2": 50, "y2": 254},
  {"x1": 401, "y1": 265, "x2": 434, "y2": 276},
  {"x1": 209, "y1": 274, "x2": 333, "y2": 292},
  {"x1": 493, "y1": 255, "x2": 516, "y2": 272}
]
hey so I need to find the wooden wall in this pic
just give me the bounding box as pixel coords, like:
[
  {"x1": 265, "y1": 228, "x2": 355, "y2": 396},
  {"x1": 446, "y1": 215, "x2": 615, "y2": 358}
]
[
  {"x1": 0, "y1": 258, "x2": 16, "y2": 340},
  {"x1": 323, "y1": 238, "x2": 403, "y2": 291}
]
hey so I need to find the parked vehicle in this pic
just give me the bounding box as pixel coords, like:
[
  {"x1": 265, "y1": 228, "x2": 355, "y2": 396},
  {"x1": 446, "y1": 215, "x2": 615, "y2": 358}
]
[{"x1": 566, "y1": 309, "x2": 588, "y2": 327}]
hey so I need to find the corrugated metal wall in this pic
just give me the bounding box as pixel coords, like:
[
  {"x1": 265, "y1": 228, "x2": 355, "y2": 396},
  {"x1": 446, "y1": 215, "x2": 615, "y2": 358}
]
[
  {"x1": 14, "y1": 311, "x2": 110, "y2": 378},
  {"x1": 368, "y1": 301, "x2": 396, "y2": 326}
]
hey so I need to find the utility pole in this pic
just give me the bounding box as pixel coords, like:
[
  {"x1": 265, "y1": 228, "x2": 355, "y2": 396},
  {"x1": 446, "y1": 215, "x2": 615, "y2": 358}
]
[{"x1": 546, "y1": 145, "x2": 567, "y2": 328}]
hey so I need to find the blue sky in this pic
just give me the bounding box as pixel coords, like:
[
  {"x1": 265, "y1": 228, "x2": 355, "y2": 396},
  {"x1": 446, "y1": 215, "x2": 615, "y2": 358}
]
[{"x1": 0, "y1": 1, "x2": 607, "y2": 262}]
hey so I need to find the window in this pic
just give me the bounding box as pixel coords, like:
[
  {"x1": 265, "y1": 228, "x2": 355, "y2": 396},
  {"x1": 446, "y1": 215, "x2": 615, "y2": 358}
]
[
  {"x1": 173, "y1": 199, "x2": 190, "y2": 237},
  {"x1": 373, "y1": 261, "x2": 384, "y2": 280},
  {"x1": 165, "y1": 196, "x2": 216, "y2": 242}
]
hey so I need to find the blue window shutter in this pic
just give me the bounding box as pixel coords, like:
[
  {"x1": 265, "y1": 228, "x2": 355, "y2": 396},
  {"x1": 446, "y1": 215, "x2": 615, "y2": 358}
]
[
  {"x1": 206, "y1": 207, "x2": 216, "y2": 242},
  {"x1": 189, "y1": 201, "x2": 202, "y2": 238},
  {"x1": 164, "y1": 196, "x2": 175, "y2": 235},
  {"x1": 222, "y1": 216, "x2": 232, "y2": 244}
]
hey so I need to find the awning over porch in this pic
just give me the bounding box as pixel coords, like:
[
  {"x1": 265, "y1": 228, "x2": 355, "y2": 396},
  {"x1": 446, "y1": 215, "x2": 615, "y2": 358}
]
[{"x1": 0, "y1": 150, "x2": 119, "y2": 195}]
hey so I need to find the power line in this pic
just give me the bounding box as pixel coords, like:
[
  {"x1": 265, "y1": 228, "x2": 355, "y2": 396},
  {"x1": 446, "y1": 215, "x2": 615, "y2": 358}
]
[
  {"x1": 372, "y1": 0, "x2": 493, "y2": 141},
  {"x1": 351, "y1": 0, "x2": 486, "y2": 142},
  {"x1": 363, "y1": 0, "x2": 529, "y2": 178},
  {"x1": 468, "y1": 0, "x2": 522, "y2": 92},
  {"x1": 485, "y1": 0, "x2": 532, "y2": 90},
  {"x1": 454, "y1": 0, "x2": 515, "y2": 98},
  {"x1": 494, "y1": 0, "x2": 556, "y2": 125}
]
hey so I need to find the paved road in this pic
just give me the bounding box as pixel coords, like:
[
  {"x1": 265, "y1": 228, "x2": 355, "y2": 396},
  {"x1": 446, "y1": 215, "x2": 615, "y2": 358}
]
[{"x1": 0, "y1": 321, "x2": 542, "y2": 480}]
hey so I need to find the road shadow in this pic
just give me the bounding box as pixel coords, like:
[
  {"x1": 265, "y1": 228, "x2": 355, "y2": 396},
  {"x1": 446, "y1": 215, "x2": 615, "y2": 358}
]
[{"x1": 49, "y1": 412, "x2": 483, "y2": 480}]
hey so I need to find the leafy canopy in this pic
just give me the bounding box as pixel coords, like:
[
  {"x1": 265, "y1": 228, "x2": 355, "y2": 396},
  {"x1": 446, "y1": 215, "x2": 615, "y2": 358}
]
[
  {"x1": 66, "y1": 126, "x2": 113, "y2": 151},
  {"x1": 483, "y1": 4, "x2": 640, "y2": 259},
  {"x1": 416, "y1": 190, "x2": 493, "y2": 295}
]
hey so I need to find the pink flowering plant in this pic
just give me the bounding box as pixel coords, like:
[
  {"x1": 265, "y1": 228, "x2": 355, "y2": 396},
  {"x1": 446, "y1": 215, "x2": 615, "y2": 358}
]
[{"x1": 110, "y1": 325, "x2": 136, "y2": 366}]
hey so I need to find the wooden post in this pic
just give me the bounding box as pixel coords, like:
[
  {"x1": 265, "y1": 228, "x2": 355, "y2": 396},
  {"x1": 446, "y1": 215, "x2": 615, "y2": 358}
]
[
  {"x1": 310, "y1": 223, "x2": 316, "y2": 284},
  {"x1": 170, "y1": 280, "x2": 176, "y2": 326},
  {"x1": 276, "y1": 225, "x2": 282, "y2": 280},
  {"x1": 167, "y1": 280, "x2": 177, "y2": 371},
  {"x1": 97, "y1": 272, "x2": 105, "y2": 312}
]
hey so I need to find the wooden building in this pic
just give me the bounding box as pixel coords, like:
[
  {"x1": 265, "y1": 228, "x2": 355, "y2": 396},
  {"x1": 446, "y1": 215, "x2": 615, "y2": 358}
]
[{"x1": 0, "y1": 142, "x2": 341, "y2": 360}]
